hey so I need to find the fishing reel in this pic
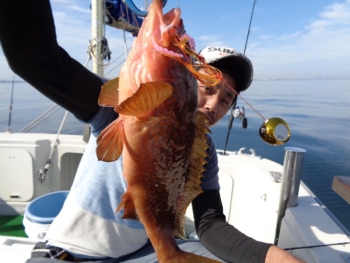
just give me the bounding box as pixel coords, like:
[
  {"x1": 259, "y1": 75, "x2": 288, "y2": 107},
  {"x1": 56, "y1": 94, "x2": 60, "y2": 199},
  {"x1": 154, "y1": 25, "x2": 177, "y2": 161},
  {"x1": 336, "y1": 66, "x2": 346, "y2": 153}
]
[
  {"x1": 232, "y1": 106, "x2": 247, "y2": 129},
  {"x1": 259, "y1": 117, "x2": 291, "y2": 146},
  {"x1": 230, "y1": 99, "x2": 291, "y2": 146},
  {"x1": 223, "y1": 105, "x2": 291, "y2": 154},
  {"x1": 222, "y1": 105, "x2": 248, "y2": 155}
]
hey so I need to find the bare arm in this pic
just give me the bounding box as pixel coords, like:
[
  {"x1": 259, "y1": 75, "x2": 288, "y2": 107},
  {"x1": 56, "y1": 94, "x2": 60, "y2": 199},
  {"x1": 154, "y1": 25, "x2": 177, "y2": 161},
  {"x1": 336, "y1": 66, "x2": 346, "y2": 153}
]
[
  {"x1": 265, "y1": 246, "x2": 306, "y2": 263},
  {"x1": 193, "y1": 190, "x2": 306, "y2": 263}
]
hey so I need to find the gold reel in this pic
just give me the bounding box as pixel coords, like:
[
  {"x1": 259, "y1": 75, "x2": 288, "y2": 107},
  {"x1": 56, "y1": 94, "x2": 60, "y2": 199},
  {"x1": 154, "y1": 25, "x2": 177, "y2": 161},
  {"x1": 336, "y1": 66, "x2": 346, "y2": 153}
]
[{"x1": 259, "y1": 117, "x2": 291, "y2": 146}]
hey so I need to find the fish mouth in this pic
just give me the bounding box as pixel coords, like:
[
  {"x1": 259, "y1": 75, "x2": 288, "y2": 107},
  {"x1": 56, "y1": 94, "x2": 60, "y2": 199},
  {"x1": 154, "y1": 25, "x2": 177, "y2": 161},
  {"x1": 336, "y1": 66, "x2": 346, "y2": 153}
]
[{"x1": 153, "y1": 3, "x2": 182, "y2": 48}]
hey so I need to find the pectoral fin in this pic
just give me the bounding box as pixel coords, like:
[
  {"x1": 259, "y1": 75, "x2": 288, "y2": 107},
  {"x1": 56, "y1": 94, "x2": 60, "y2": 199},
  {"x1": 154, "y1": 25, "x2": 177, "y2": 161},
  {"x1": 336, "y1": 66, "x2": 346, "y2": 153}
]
[
  {"x1": 98, "y1": 77, "x2": 120, "y2": 109},
  {"x1": 117, "y1": 82, "x2": 173, "y2": 116},
  {"x1": 96, "y1": 118, "x2": 124, "y2": 162}
]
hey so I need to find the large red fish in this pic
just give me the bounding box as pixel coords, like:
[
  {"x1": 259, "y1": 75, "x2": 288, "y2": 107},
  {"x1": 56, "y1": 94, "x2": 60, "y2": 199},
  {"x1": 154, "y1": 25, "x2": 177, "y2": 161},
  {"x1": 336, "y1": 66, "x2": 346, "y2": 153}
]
[{"x1": 96, "y1": 0, "x2": 221, "y2": 262}]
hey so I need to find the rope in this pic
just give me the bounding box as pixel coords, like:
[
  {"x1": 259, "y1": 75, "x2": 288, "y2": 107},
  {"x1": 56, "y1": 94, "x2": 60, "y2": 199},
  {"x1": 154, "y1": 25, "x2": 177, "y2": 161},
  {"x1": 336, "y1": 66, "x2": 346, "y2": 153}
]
[
  {"x1": 5, "y1": 74, "x2": 15, "y2": 133},
  {"x1": 86, "y1": 37, "x2": 112, "y2": 68},
  {"x1": 37, "y1": 56, "x2": 92, "y2": 190},
  {"x1": 38, "y1": 111, "x2": 69, "y2": 190},
  {"x1": 34, "y1": 0, "x2": 130, "y2": 189},
  {"x1": 122, "y1": 20, "x2": 128, "y2": 60},
  {"x1": 19, "y1": 104, "x2": 61, "y2": 133},
  {"x1": 104, "y1": 46, "x2": 130, "y2": 76}
]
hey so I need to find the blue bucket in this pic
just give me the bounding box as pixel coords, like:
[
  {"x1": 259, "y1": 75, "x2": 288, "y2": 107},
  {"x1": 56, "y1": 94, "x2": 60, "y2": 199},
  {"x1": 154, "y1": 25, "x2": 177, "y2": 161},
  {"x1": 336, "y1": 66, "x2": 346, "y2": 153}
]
[{"x1": 25, "y1": 191, "x2": 69, "y2": 224}]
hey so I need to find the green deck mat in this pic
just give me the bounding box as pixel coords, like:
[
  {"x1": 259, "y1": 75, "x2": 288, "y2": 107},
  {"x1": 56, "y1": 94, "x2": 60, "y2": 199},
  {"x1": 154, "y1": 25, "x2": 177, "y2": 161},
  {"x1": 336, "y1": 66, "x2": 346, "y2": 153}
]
[{"x1": 0, "y1": 215, "x2": 27, "y2": 237}]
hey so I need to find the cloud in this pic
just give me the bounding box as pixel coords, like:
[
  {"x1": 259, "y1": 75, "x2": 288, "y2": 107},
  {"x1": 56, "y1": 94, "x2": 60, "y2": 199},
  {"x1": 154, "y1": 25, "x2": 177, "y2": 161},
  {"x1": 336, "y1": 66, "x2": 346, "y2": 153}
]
[
  {"x1": 318, "y1": 0, "x2": 350, "y2": 25},
  {"x1": 307, "y1": 0, "x2": 350, "y2": 35},
  {"x1": 196, "y1": 35, "x2": 228, "y2": 49},
  {"x1": 250, "y1": 0, "x2": 350, "y2": 79},
  {"x1": 71, "y1": 6, "x2": 91, "y2": 14},
  {"x1": 260, "y1": 35, "x2": 271, "y2": 40},
  {"x1": 278, "y1": 32, "x2": 301, "y2": 41}
]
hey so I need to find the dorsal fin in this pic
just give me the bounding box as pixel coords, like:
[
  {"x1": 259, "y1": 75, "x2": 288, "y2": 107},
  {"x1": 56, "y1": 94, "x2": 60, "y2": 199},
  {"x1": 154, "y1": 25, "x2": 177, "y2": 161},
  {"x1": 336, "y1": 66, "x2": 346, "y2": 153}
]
[
  {"x1": 117, "y1": 82, "x2": 173, "y2": 116},
  {"x1": 173, "y1": 111, "x2": 210, "y2": 239}
]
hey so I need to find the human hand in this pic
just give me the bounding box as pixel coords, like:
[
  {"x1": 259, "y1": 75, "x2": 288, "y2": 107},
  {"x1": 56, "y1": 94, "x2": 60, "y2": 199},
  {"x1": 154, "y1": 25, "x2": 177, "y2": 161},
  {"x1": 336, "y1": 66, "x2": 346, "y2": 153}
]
[{"x1": 265, "y1": 245, "x2": 307, "y2": 263}]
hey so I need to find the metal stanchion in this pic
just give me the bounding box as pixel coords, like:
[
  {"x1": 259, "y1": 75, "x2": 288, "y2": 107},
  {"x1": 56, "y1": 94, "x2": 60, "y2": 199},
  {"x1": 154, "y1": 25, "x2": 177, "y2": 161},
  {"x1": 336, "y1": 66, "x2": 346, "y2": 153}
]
[{"x1": 274, "y1": 147, "x2": 306, "y2": 245}]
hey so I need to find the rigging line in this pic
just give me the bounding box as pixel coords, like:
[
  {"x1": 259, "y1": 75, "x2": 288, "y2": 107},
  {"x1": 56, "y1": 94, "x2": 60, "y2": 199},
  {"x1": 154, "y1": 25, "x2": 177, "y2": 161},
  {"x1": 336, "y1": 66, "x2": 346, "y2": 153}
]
[
  {"x1": 5, "y1": 74, "x2": 15, "y2": 133},
  {"x1": 284, "y1": 241, "x2": 350, "y2": 251},
  {"x1": 104, "y1": 60, "x2": 126, "y2": 76},
  {"x1": 122, "y1": 24, "x2": 128, "y2": 60},
  {"x1": 19, "y1": 104, "x2": 61, "y2": 133},
  {"x1": 36, "y1": 51, "x2": 91, "y2": 135},
  {"x1": 47, "y1": 52, "x2": 91, "y2": 145},
  {"x1": 48, "y1": 110, "x2": 69, "y2": 162},
  {"x1": 37, "y1": 49, "x2": 92, "y2": 190},
  {"x1": 37, "y1": 110, "x2": 69, "y2": 191},
  {"x1": 104, "y1": 46, "x2": 130, "y2": 70}
]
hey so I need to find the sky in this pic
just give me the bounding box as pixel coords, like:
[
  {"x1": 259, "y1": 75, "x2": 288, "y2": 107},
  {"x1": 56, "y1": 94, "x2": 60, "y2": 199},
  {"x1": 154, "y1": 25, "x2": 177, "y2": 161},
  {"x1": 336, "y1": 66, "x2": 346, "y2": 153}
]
[{"x1": 0, "y1": 0, "x2": 350, "y2": 81}]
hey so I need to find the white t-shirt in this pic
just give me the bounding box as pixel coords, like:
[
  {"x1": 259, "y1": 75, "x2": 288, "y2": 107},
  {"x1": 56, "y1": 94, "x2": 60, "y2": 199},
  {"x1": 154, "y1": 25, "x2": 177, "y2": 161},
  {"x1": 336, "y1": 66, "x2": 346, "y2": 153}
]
[{"x1": 45, "y1": 106, "x2": 219, "y2": 259}]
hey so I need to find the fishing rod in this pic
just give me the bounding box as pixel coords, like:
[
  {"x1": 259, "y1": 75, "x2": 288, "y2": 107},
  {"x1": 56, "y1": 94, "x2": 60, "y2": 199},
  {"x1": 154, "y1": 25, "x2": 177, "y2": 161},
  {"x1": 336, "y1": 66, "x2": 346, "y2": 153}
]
[
  {"x1": 284, "y1": 241, "x2": 350, "y2": 251},
  {"x1": 222, "y1": 0, "x2": 257, "y2": 155},
  {"x1": 244, "y1": 0, "x2": 257, "y2": 54},
  {"x1": 5, "y1": 74, "x2": 15, "y2": 133}
]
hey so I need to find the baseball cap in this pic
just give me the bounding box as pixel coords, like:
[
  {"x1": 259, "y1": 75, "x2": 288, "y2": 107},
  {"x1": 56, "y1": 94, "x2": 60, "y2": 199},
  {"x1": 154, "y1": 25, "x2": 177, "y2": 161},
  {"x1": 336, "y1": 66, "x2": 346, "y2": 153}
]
[{"x1": 197, "y1": 47, "x2": 253, "y2": 92}]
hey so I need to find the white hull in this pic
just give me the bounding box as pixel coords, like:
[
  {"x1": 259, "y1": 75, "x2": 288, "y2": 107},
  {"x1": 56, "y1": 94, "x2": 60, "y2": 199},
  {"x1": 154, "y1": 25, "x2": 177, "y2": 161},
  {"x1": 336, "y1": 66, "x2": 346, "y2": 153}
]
[{"x1": 1, "y1": 132, "x2": 350, "y2": 262}]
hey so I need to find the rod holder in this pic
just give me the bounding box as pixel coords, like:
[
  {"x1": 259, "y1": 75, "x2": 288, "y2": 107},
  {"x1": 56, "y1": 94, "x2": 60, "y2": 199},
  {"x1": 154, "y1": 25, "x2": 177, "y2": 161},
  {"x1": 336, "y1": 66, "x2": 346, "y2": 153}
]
[{"x1": 274, "y1": 146, "x2": 306, "y2": 245}]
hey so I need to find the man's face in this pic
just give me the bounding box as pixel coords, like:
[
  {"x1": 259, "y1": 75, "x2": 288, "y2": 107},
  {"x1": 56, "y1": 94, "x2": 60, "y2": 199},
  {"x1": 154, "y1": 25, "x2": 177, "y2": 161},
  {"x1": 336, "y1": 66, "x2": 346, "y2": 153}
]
[{"x1": 197, "y1": 69, "x2": 237, "y2": 127}]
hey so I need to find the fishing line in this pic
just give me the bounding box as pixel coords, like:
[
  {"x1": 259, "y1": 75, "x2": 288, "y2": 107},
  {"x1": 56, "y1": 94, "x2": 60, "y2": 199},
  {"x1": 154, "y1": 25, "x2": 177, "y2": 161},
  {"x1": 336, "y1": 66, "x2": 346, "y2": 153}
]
[
  {"x1": 222, "y1": 78, "x2": 266, "y2": 121},
  {"x1": 284, "y1": 241, "x2": 350, "y2": 250}
]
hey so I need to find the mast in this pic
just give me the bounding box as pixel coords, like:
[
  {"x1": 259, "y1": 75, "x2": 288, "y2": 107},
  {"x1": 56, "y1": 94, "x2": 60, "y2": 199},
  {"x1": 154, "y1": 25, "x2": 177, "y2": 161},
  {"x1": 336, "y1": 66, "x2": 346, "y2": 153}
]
[{"x1": 91, "y1": 0, "x2": 104, "y2": 75}]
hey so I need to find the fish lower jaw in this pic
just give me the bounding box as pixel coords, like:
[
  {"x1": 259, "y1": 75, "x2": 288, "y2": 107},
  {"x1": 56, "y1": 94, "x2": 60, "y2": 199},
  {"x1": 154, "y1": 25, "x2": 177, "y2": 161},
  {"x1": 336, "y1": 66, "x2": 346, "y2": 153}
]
[{"x1": 153, "y1": 40, "x2": 182, "y2": 60}]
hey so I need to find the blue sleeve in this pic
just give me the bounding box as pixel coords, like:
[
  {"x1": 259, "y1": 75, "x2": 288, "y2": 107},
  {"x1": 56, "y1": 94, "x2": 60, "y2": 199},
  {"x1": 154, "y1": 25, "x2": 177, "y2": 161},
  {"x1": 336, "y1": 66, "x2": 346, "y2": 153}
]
[
  {"x1": 200, "y1": 134, "x2": 220, "y2": 191},
  {"x1": 84, "y1": 107, "x2": 119, "y2": 137},
  {"x1": 76, "y1": 76, "x2": 119, "y2": 137}
]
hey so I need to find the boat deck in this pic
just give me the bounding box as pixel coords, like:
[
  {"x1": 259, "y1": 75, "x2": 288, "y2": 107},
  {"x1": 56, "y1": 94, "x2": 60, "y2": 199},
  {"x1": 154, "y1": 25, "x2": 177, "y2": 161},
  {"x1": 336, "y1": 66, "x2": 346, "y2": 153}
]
[{"x1": 0, "y1": 215, "x2": 26, "y2": 238}]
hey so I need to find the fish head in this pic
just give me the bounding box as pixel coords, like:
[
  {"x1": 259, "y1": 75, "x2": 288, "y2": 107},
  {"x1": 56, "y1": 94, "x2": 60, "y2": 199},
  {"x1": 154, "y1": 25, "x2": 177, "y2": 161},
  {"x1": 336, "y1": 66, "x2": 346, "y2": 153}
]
[{"x1": 119, "y1": 1, "x2": 201, "y2": 101}]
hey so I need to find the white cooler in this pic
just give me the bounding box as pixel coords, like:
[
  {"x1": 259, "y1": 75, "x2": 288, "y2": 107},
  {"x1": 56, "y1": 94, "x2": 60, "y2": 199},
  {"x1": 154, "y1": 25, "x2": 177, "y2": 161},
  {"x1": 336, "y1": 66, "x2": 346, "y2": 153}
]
[{"x1": 23, "y1": 191, "x2": 69, "y2": 239}]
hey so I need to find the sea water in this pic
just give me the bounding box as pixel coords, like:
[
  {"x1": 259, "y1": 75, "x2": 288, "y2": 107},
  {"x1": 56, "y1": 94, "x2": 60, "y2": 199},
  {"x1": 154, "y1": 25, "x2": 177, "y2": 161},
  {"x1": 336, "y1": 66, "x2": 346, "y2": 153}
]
[{"x1": 1, "y1": 79, "x2": 349, "y2": 231}]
